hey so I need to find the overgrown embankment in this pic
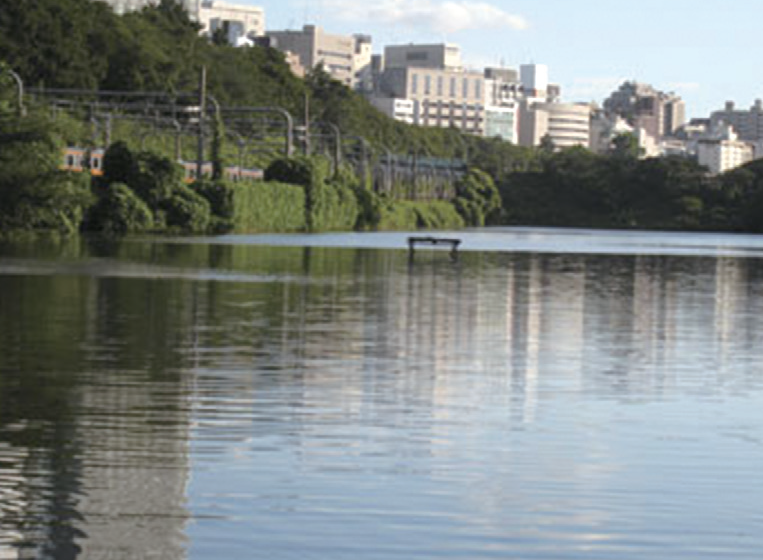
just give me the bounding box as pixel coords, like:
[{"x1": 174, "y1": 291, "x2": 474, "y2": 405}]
[{"x1": 59, "y1": 142, "x2": 497, "y2": 236}]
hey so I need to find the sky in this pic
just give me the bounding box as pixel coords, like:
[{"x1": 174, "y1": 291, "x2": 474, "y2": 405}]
[{"x1": 242, "y1": 0, "x2": 763, "y2": 119}]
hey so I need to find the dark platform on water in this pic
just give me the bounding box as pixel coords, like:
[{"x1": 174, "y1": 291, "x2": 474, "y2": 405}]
[{"x1": 407, "y1": 236, "x2": 461, "y2": 261}]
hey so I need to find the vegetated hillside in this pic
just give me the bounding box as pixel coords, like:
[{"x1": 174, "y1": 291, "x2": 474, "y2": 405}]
[{"x1": 0, "y1": 0, "x2": 528, "y2": 161}]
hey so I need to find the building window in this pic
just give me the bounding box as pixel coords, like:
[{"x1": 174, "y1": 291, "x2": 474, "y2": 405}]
[
  {"x1": 462, "y1": 78, "x2": 468, "y2": 98},
  {"x1": 407, "y1": 52, "x2": 428, "y2": 61},
  {"x1": 411, "y1": 73, "x2": 418, "y2": 95},
  {"x1": 475, "y1": 80, "x2": 482, "y2": 100},
  {"x1": 450, "y1": 77, "x2": 456, "y2": 98},
  {"x1": 425, "y1": 75, "x2": 431, "y2": 95},
  {"x1": 437, "y1": 76, "x2": 443, "y2": 96}
]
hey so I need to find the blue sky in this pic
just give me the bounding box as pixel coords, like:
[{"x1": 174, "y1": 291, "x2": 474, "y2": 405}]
[{"x1": 244, "y1": 0, "x2": 763, "y2": 119}]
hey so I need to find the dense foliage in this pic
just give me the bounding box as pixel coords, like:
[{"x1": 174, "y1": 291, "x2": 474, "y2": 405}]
[
  {"x1": 229, "y1": 180, "x2": 306, "y2": 233},
  {"x1": 0, "y1": 72, "x2": 93, "y2": 233},
  {"x1": 498, "y1": 146, "x2": 763, "y2": 232}
]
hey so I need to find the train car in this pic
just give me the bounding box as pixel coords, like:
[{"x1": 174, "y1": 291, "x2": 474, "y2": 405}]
[
  {"x1": 61, "y1": 147, "x2": 105, "y2": 176},
  {"x1": 179, "y1": 160, "x2": 213, "y2": 183},
  {"x1": 222, "y1": 166, "x2": 264, "y2": 182},
  {"x1": 62, "y1": 148, "x2": 263, "y2": 184}
]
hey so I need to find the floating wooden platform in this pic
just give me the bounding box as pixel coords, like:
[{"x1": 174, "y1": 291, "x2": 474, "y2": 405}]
[{"x1": 407, "y1": 236, "x2": 461, "y2": 260}]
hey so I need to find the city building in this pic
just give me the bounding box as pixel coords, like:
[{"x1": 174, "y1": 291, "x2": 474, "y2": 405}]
[
  {"x1": 198, "y1": 0, "x2": 265, "y2": 45},
  {"x1": 697, "y1": 124, "x2": 755, "y2": 174},
  {"x1": 709, "y1": 100, "x2": 763, "y2": 142},
  {"x1": 267, "y1": 25, "x2": 371, "y2": 89},
  {"x1": 101, "y1": 0, "x2": 201, "y2": 18},
  {"x1": 369, "y1": 97, "x2": 415, "y2": 124},
  {"x1": 484, "y1": 104, "x2": 519, "y2": 142},
  {"x1": 519, "y1": 101, "x2": 591, "y2": 149},
  {"x1": 376, "y1": 65, "x2": 487, "y2": 135},
  {"x1": 590, "y1": 110, "x2": 660, "y2": 156},
  {"x1": 603, "y1": 82, "x2": 686, "y2": 142},
  {"x1": 383, "y1": 44, "x2": 463, "y2": 71},
  {"x1": 353, "y1": 35, "x2": 374, "y2": 93}
]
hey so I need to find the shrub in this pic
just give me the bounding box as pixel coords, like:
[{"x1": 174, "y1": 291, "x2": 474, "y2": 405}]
[
  {"x1": 231, "y1": 180, "x2": 306, "y2": 233},
  {"x1": 454, "y1": 168, "x2": 502, "y2": 226},
  {"x1": 195, "y1": 179, "x2": 235, "y2": 218},
  {"x1": 160, "y1": 184, "x2": 211, "y2": 233},
  {"x1": 86, "y1": 182, "x2": 153, "y2": 235}
]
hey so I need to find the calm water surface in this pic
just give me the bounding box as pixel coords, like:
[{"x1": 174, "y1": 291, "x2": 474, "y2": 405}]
[{"x1": 1, "y1": 229, "x2": 763, "y2": 559}]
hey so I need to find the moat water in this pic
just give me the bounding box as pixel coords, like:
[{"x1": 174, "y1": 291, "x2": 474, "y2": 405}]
[{"x1": 1, "y1": 228, "x2": 763, "y2": 559}]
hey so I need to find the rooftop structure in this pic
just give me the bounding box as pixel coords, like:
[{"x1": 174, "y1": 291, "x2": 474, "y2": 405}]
[
  {"x1": 383, "y1": 44, "x2": 463, "y2": 71},
  {"x1": 198, "y1": 0, "x2": 265, "y2": 45},
  {"x1": 710, "y1": 100, "x2": 763, "y2": 142}
]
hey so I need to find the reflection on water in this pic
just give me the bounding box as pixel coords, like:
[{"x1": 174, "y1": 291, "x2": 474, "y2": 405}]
[{"x1": 1, "y1": 234, "x2": 763, "y2": 559}]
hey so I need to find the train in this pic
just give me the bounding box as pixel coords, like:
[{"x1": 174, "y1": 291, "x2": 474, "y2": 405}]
[{"x1": 61, "y1": 147, "x2": 264, "y2": 183}]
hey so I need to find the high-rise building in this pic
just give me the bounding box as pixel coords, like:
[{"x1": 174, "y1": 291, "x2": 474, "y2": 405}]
[
  {"x1": 603, "y1": 81, "x2": 686, "y2": 141},
  {"x1": 709, "y1": 100, "x2": 763, "y2": 142},
  {"x1": 520, "y1": 64, "x2": 549, "y2": 99},
  {"x1": 376, "y1": 64, "x2": 487, "y2": 135},
  {"x1": 368, "y1": 43, "x2": 486, "y2": 135},
  {"x1": 267, "y1": 25, "x2": 371, "y2": 89}
]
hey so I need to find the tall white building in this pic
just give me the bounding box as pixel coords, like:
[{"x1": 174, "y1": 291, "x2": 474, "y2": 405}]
[
  {"x1": 198, "y1": 0, "x2": 265, "y2": 44},
  {"x1": 520, "y1": 64, "x2": 549, "y2": 99},
  {"x1": 697, "y1": 124, "x2": 754, "y2": 175}
]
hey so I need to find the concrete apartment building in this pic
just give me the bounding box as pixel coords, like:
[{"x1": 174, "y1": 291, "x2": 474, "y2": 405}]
[
  {"x1": 267, "y1": 25, "x2": 371, "y2": 89},
  {"x1": 697, "y1": 124, "x2": 755, "y2": 174},
  {"x1": 371, "y1": 43, "x2": 489, "y2": 135},
  {"x1": 710, "y1": 100, "x2": 763, "y2": 142},
  {"x1": 603, "y1": 81, "x2": 686, "y2": 142},
  {"x1": 198, "y1": 0, "x2": 265, "y2": 45},
  {"x1": 378, "y1": 65, "x2": 487, "y2": 134}
]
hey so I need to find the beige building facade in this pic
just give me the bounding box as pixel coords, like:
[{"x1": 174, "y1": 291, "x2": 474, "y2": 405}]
[
  {"x1": 267, "y1": 25, "x2": 370, "y2": 89},
  {"x1": 519, "y1": 101, "x2": 591, "y2": 149},
  {"x1": 378, "y1": 66, "x2": 486, "y2": 134}
]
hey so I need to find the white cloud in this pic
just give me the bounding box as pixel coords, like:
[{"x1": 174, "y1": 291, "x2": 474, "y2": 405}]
[
  {"x1": 665, "y1": 82, "x2": 701, "y2": 93},
  {"x1": 565, "y1": 77, "x2": 626, "y2": 102},
  {"x1": 322, "y1": 0, "x2": 528, "y2": 34}
]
